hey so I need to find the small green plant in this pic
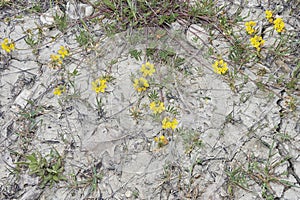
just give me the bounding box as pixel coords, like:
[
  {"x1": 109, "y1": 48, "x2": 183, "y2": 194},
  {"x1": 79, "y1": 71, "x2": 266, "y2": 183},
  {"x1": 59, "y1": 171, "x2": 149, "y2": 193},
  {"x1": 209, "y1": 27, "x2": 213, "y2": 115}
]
[
  {"x1": 286, "y1": 62, "x2": 300, "y2": 90},
  {"x1": 0, "y1": 0, "x2": 10, "y2": 7},
  {"x1": 95, "y1": 96, "x2": 105, "y2": 118},
  {"x1": 148, "y1": 90, "x2": 159, "y2": 101},
  {"x1": 68, "y1": 162, "x2": 103, "y2": 197},
  {"x1": 226, "y1": 166, "x2": 249, "y2": 197},
  {"x1": 16, "y1": 149, "x2": 66, "y2": 188},
  {"x1": 132, "y1": 190, "x2": 139, "y2": 198},
  {"x1": 179, "y1": 128, "x2": 203, "y2": 154},
  {"x1": 76, "y1": 29, "x2": 93, "y2": 47},
  {"x1": 23, "y1": 27, "x2": 44, "y2": 54},
  {"x1": 129, "y1": 49, "x2": 142, "y2": 61},
  {"x1": 85, "y1": 165, "x2": 103, "y2": 194},
  {"x1": 165, "y1": 104, "x2": 179, "y2": 115},
  {"x1": 129, "y1": 106, "x2": 143, "y2": 122},
  {"x1": 66, "y1": 68, "x2": 80, "y2": 94},
  {"x1": 24, "y1": 32, "x2": 38, "y2": 48},
  {"x1": 54, "y1": 14, "x2": 68, "y2": 32},
  {"x1": 17, "y1": 99, "x2": 44, "y2": 138},
  {"x1": 91, "y1": 76, "x2": 114, "y2": 118},
  {"x1": 28, "y1": 3, "x2": 42, "y2": 13}
]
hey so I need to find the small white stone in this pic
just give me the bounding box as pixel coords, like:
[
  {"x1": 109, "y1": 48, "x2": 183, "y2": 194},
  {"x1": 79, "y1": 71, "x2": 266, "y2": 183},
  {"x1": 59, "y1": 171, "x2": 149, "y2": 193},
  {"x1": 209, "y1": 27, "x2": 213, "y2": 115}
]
[
  {"x1": 125, "y1": 190, "x2": 132, "y2": 198},
  {"x1": 270, "y1": 182, "x2": 284, "y2": 197},
  {"x1": 66, "y1": 1, "x2": 77, "y2": 19},
  {"x1": 40, "y1": 5, "x2": 63, "y2": 25},
  {"x1": 14, "y1": 89, "x2": 32, "y2": 108},
  {"x1": 84, "y1": 5, "x2": 94, "y2": 17},
  {"x1": 66, "y1": 1, "x2": 94, "y2": 19},
  {"x1": 171, "y1": 21, "x2": 183, "y2": 31},
  {"x1": 186, "y1": 24, "x2": 209, "y2": 49},
  {"x1": 247, "y1": 0, "x2": 260, "y2": 7},
  {"x1": 131, "y1": 154, "x2": 137, "y2": 160}
]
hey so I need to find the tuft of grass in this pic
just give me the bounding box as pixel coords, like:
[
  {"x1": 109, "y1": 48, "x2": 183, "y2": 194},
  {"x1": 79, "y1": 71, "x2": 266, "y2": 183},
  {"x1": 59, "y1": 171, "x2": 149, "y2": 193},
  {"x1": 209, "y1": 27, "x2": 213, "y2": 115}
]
[
  {"x1": 226, "y1": 166, "x2": 249, "y2": 197},
  {"x1": 98, "y1": 0, "x2": 186, "y2": 33},
  {"x1": 226, "y1": 141, "x2": 295, "y2": 198},
  {"x1": 16, "y1": 99, "x2": 44, "y2": 148},
  {"x1": 68, "y1": 162, "x2": 103, "y2": 197},
  {"x1": 146, "y1": 48, "x2": 185, "y2": 70}
]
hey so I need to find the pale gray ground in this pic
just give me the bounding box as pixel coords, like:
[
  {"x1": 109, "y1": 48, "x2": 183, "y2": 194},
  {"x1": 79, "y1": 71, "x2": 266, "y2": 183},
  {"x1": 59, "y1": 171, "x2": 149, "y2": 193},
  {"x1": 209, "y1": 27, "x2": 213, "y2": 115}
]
[{"x1": 0, "y1": 0, "x2": 299, "y2": 199}]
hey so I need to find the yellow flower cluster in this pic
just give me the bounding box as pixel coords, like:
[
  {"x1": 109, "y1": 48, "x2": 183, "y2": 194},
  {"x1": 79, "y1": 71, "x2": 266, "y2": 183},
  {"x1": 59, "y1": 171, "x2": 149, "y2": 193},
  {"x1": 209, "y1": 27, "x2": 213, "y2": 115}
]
[
  {"x1": 92, "y1": 78, "x2": 107, "y2": 93},
  {"x1": 140, "y1": 62, "x2": 155, "y2": 77},
  {"x1": 273, "y1": 18, "x2": 285, "y2": 33},
  {"x1": 212, "y1": 59, "x2": 228, "y2": 75},
  {"x1": 1, "y1": 38, "x2": 15, "y2": 53},
  {"x1": 133, "y1": 62, "x2": 155, "y2": 92},
  {"x1": 265, "y1": 10, "x2": 273, "y2": 23},
  {"x1": 162, "y1": 117, "x2": 178, "y2": 130},
  {"x1": 50, "y1": 46, "x2": 69, "y2": 68},
  {"x1": 57, "y1": 46, "x2": 69, "y2": 58},
  {"x1": 53, "y1": 85, "x2": 66, "y2": 96},
  {"x1": 244, "y1": 10, "x2": 285, "y2": 53},
  {"x1": 149, "y1": 101, "x2": 165, "y2": 114},
  {"x1": 133, "y1": 77, "x2": 149, "y2": 92},
  {"x1": 245, "y1": 21, "x2": 256, "y2": 35},
  {"x1": 250, "y1": 35, "x2": 265, "y2": 51},
  {"x1": 154, "y1": 135, "x2": 168, "y2": 147},
  {"x1": 265, "y1": 10, "x2": 285, "y2": 33}
]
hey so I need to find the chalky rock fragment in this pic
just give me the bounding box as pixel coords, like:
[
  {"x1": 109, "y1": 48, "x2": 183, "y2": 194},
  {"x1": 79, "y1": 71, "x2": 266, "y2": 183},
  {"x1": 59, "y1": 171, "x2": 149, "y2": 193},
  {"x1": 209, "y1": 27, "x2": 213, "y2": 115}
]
[
  {"x1": 66, "y1": 1, "x2": 94, "y2": 19},
  {"x1": 125, "y1": 190, "x2": 133, "y2": 198},
  {"x1": 186, "y1": 24, "x2": 209, "y2": 49},
  {"x1": 40, "y1": 5, "x2": 63, "y2": 25}
]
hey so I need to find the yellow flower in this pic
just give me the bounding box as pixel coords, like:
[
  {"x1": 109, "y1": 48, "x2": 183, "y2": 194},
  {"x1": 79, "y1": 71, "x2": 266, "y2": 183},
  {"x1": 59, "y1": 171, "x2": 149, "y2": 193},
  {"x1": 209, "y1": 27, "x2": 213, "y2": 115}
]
[
  {"x1": 53, "y1": 85, "x2": 66, "y2": 96},
  {"x1": 265, "y1": 10, "x2": 273, "y2": 23},
  {"x1": 162, "y1": 117, "x2": 178, "y2": 130},
  {"x1": 154, "y1": 135, "x2": 168, "y2": 146},
  {"x1": 149, "y1": 101, "x2": 165, "y2": 114},
  {"x1": 140, "y1": 62, "x2": 155, "y2": 77},
  {"x1": 162, "y1": 118, "x2": 169, "y2": 129},
  {"x1": 133, "y1": 77, "x2": 149, "y2": 92},
  {"x1": 250, "y1": 35, "x2": 265, "y2": 51},
  {"x1": 170, "y1": 118, "x2": 178, "y2": 130},
  {"x1": 212, "y1": 59, "x2": 228, "y2": 75},
  {"x1": 273, "y1": 18, "x2": 285, "y2": 33},
  {"x1": 245, "y1": 21, "x2": 256, "y2": 35},
  {"x1": 92, "y1": 78, "x2": 107, "y2": 93},
  {"x1": 50, "y1": 54, "x2": 63, "y2": 64},
  {"x1": 57, "y1": 46, "x2": 69, "y2": 58},
  {"x1": 159, "y1": 135, "x2": 167, "y2": 142},
  {"x1": 1, "y1": 38, "x2": 15, "y2": 53}
]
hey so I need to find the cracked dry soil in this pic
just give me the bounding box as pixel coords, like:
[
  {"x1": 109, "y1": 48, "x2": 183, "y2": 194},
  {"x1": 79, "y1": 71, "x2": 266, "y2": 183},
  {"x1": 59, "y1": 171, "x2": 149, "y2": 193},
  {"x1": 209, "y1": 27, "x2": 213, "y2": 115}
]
[{"x1": 0, "y1": 0, "x2": 300, "y2": 199}]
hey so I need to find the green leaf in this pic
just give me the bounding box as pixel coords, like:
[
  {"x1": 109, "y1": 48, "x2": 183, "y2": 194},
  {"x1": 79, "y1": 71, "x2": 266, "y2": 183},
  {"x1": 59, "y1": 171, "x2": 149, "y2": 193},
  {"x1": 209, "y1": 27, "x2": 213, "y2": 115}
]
[
  {"x1": 53, "y1": 175, "x2": 59, "y2": 182},
  {"x1": 148, "y1": 90, "x2": 159, "y2": 101},
  {"x1": 46, "y1": 168, "x2": 56, "y2": 173},
  {"x1": 26, "y1": 153, "x2": 37, "y2": 162},
  {"x1": 129, "y1": 49, "x2": 142, "y2": 61},
  {"x1": 103, "y1": 0, "x2": 116, "y2": 10}
]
